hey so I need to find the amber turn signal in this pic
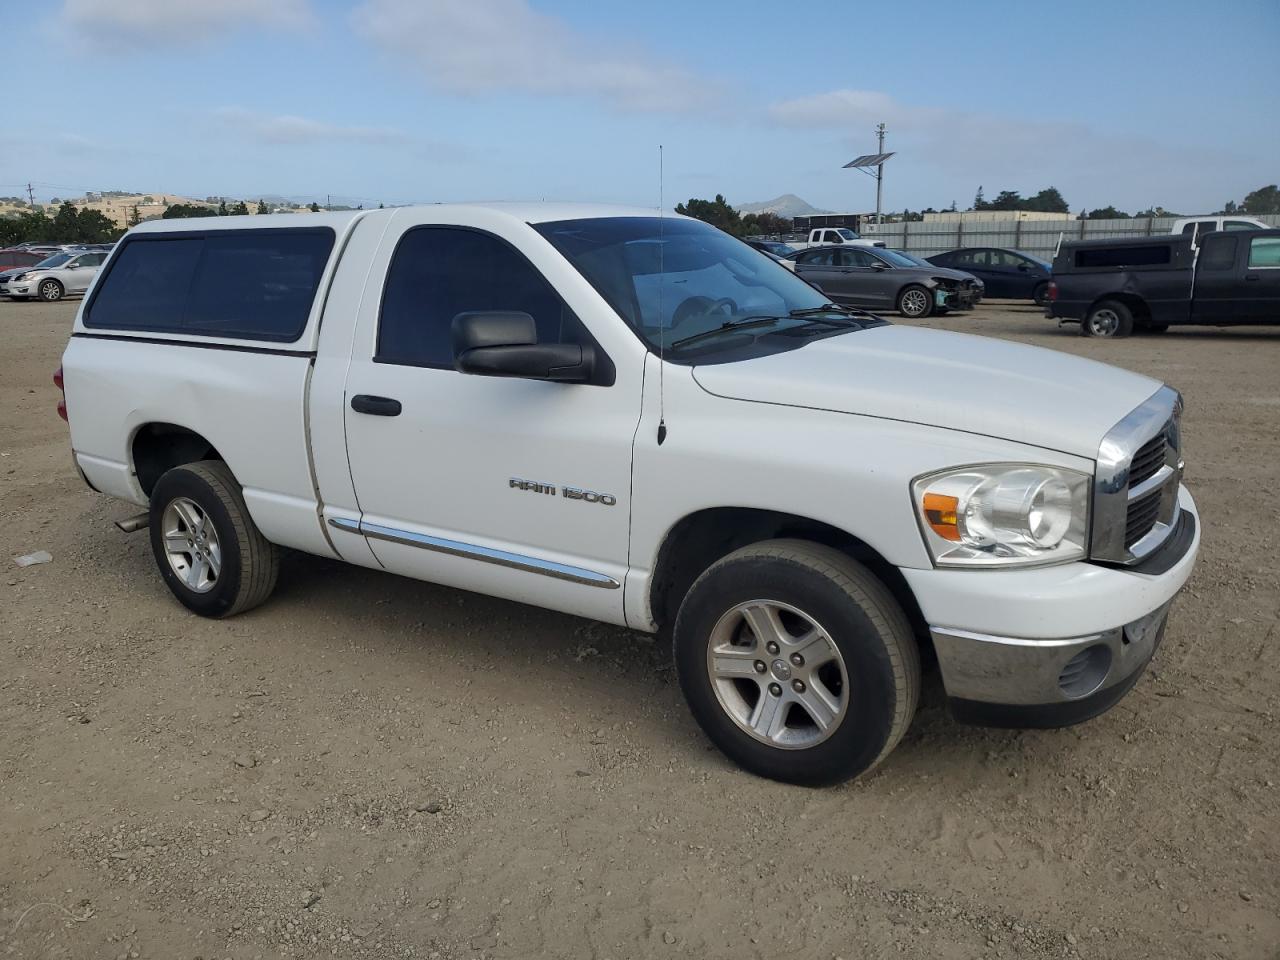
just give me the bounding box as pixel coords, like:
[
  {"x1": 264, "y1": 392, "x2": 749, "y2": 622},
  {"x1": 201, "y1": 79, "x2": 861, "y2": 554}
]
[{"x1": 922, "y1": 493, "x2": 961, "y2": 541}]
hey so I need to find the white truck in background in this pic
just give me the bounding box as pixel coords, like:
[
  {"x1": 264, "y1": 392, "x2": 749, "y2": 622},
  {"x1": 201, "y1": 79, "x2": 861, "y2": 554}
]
[
  {"x1": 1171, "y1": 215, "x2": 1267, "y2": 246},
  {"x1": 58, "y1": 204, "x2": 1199, "y2": 785},
  {"x1": 785, "y1": 226, "x2": 886, "y2": 251}
]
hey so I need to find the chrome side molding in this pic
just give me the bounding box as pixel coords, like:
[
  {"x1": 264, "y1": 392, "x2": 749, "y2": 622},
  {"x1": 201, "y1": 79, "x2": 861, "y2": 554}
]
[{"x1": 327, "y1": 516, "x2": 620, "y2": 590}]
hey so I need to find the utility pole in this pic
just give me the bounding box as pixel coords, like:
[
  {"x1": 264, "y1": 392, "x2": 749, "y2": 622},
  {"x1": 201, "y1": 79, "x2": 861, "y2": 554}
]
[
  {"x1": 874, "y1": 123, "x2": 886, "y2": 224},
  {"x1": 325, "y1": 194, "x2": 331, "y2": 212},
  {"x1": 26, "y1": 182, "x2": 35, "y2": 207}
]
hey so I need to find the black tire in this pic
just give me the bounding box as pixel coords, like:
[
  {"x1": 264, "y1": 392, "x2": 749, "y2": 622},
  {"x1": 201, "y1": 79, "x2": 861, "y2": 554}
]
[
  {"x1": 896, "y1": 284, "x2": 933, "y2": 318},
  {"x1": 148, "y1": 460, "x2": 279, "y2": 618},
  {"x1": 1032, "y1": 282, "x2": 1049, "y2": 307},
  {"x1": 1082, "y1": 299, "x2": 1134, "y2": 338},
  {"x1": 38, "y1": 279, "x2": 64, "y2": 302},
  {"x1": 673, "y1": 539, "x2": 920, "y2": 786}
]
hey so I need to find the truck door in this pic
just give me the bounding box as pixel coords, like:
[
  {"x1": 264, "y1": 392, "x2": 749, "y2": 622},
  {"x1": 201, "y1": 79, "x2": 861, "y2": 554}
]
[
  {"x1": 1238, "y1": 235, "x2": 1280, "y2": 325},
  {"x1": 1192, "y1": 234, "x2": 1241, "y2": 323},
  {"x1": 335, "y1": 214, "x2": 640, "y2": 626}
]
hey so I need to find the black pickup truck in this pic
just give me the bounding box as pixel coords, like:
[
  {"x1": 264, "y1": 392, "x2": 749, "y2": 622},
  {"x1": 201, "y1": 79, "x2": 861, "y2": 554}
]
[{"x1": 1046, "y1": 229, "x2": 1280, "y2": 337}]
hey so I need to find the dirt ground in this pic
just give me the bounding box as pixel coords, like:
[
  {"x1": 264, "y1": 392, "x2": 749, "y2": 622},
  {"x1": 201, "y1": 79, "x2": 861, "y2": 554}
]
[{"x1": 1, "y1": 297, "x2": 1277, "y2": 960}]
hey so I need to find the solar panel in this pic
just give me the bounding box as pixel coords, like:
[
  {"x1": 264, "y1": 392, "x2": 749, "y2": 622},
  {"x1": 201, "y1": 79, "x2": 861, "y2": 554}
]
[{"x1": 843, "y1": 153, "x2": 895, "y2": 168}]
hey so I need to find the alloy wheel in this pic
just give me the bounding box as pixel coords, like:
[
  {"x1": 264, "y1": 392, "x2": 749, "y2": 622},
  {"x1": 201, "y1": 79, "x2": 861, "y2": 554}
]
[
  {"x1": 161, "y1": 497, "x2": 222, "y2": 593},
  {"x1": 706, "y1": 600, "x2": 849, "y2": 749}
]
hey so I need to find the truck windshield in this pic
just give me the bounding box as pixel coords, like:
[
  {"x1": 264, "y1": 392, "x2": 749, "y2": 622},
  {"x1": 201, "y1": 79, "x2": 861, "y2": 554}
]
[
  {"x1": 836, "y1": 228, "x2": 860, "y2": 240},
  {"x1": 535, "y1": 217, "x2": 871, "y2": 363}
]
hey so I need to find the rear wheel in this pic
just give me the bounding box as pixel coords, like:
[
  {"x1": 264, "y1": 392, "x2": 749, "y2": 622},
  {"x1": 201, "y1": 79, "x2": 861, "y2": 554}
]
[
  {"x1": 1082, "y1": 299, "x2": 1134, "y2": 338},
  {"x1": 1032, "y1": 282, "x2": 1049, "y2": 307},
  {"x1": 148, "y1": 460, "x2": 279, "y2": 618},
  {"x1": 897, "y1": 284, "x2": 933, "y2": 318},
  {"x1": 38, "y1": 279, "x2": 63, "y2": 302},
  {"x1": 674, "y1": 540, "x2": 920, "y2": 785}
]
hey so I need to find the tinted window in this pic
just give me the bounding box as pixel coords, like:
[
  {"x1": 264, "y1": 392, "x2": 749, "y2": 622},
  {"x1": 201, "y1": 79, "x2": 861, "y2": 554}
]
[
  {"x1": 1180, "y1": 222, "x2": 1197, "y2": 236},
  {"x1": 1248, "y1": 237, "x2": 1280, "y2": 268},
  {"x1": 86, "y1": 229, "x2": 333, "y2": 341},
  {"x1": 1198, "y1": 236, "x2": 1236, "y2": 270},
  {"x1": 87, "y1": 238, "x2": 201, "y2": 330},
  {"x1": 1074, "y1": 245, "x2": 1172, "y2": 268},
  {"x1": 798, "y1": 249, "x2": 834, "y2": 266},
  {"x1": 845, "y1": 248, "x2": 881, "y2": 267},
  {"x1": 377, "y1": 227, "x2": 586, "y2": 368},
  {"x1": 1225, "y1": 220, "x2": 1260, "y2": 231}
]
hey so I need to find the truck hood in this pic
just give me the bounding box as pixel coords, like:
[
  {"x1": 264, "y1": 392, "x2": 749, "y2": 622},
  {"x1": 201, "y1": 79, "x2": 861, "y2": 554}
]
[{"x1": 690, "y1": 325, "x2": 1163, "y2": 457}]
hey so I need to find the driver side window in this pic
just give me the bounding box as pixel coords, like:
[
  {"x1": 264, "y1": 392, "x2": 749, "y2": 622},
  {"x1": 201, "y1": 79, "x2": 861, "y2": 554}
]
[{"x1": 377, "y1": 227, "x2": 587, "y2": 368}]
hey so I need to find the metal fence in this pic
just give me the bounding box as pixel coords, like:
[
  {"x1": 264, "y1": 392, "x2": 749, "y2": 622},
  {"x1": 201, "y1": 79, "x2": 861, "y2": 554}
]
[{"x1": 861, "y1": 214, "x2": 1280, "y2": 259}]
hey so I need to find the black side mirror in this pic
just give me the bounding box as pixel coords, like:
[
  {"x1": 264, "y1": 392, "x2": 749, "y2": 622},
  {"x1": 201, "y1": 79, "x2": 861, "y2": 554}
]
[
  {"x1": 1017, "y1": 263, "x2": 1030, "y2": 271},
  {"x1": 452, "y1": 311, "x2": 594, "y2": 383}
]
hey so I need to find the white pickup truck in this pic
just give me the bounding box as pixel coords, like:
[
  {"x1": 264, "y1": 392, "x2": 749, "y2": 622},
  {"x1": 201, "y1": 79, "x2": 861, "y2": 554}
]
[
  {"x1": 786, "y1": 226, "x2": 886, "y2": 251},
  {"x1": 59, "y1": 204, "x2": 1199, "y2": 785}
]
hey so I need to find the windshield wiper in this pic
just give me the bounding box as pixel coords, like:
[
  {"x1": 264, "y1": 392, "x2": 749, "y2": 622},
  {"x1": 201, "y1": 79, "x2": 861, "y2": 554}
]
[
  {"x1": 669, "y1": 316, "x2": 788, "y2": 350},
  {"x1": 789, "y1": 304, "x2": 876, "y2": 323}
]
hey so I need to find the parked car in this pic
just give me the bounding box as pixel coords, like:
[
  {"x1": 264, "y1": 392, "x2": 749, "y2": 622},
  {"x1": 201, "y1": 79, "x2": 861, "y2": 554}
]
[
  {"x1": 1171, "y1": 215, "x2": 1267, "y2": 247},
  {"x1": 0, "y1": 248, "x2": 48, "y2": 273},
  {"x1": 1046, "y1": 231, "x2": 1280, "y2": 337},
  {"x1": 927, "y1": 248, "x2": 1052, "y2": 304},
  {"x1": 788, "y1": 245, "x2": 981, "y2": 317},
  {"x1": 747, "y1": 239, "x2": 797, "y2": 258},
  {"x1": 786, "y1": 227, "x2": 886, "y2": 251},
  {"x1": 60, "y1": 205, "x2": 1198, "y2": 785},
  {"x1": 0, "y1": 250, "x2": 106, "y2": 301},
  {"x1": 889, "y1": 250, "x2": 984, "y2": 302}
]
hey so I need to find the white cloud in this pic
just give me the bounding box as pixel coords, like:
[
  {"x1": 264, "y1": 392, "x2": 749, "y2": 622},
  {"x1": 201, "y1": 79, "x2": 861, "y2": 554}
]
[
  {"x1": 60, "y1": 0, "x2": 311, "y2": 40},
  {"x1": 213, "y1": 107, "x2": 410, "y2": 146},
  {"x1": 351, "y1": 0, "x2": 715, "y2": 113}
]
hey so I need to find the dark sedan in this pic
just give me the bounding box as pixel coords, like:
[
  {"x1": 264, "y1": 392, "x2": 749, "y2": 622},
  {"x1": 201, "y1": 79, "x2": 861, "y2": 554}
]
[
  {"x1": 788, "y1": 245, "x2": 980, "y2": 318},
  {"x1": 926, "y1": 248, "x2": 1052, "y2": 304},
  {"x1": 747, "y1": 239, "x2": 797, "y2": 257}
]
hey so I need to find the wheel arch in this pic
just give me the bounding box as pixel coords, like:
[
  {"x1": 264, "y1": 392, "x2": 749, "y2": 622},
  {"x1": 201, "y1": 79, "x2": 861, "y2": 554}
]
[
  {"x1": 647, "y1": 506, "x2": 929, "y2": 648},
  {"x1": 1087, "y1": 292, "x2": 1150, "y2": 325},
  {"x1": 130, "y1": 422, "x2": 227, "y2": 498}
]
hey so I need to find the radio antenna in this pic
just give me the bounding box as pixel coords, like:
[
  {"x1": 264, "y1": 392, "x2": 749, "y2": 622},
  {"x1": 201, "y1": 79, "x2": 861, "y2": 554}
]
[{"x1": 656, "y1": 144, "x2": 667, "y2": 445}]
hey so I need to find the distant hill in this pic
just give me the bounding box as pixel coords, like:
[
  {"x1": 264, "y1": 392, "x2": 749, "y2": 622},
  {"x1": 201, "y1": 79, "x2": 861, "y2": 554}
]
[{"x1": 736, "y1": 194, "x2": 830, "y2": 219}]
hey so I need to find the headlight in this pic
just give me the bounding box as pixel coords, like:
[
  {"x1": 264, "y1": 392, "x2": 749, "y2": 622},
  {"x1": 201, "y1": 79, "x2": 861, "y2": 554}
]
[
  {"x1": 912, "y1": 464, "x2": 1090, "y2": 567},
  {"x1": 13, "y1": 272, "x2": 32, "y2": 281}
]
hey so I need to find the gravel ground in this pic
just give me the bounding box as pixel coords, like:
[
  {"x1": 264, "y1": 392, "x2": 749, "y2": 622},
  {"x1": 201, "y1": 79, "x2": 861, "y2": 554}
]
[{"x1": 1, "y1": 297, "x2": 1277, "y2": 960}]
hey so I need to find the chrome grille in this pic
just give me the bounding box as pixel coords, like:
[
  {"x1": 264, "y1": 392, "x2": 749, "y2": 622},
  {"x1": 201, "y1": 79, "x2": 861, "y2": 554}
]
[
  {"x1": 1129, "y1": 434, "x2": 1167, "y2": 487},
  {"x1": 1091, "y1": 386, "x2": 1183, "y2": 565}
]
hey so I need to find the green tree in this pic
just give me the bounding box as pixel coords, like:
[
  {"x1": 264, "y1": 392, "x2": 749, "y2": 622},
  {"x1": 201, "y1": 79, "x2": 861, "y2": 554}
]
[
  {"x1": 973, "y1": 185, "x2": 985, "y2": 210},
  {"x1": 162, "y1": 203, "x2": 217, "y2": 219},
  {"x1": 52, "y1": 202, "x2": 81, "y2": 240},
  {"x1": 217, "y1": 200, "x2": 229, "y2": 216},
  {"x1": 984, "y1": 190, "x2": 1024, "y2": 211},
  {"x1": 740, "y1": 211, "x2": 791, "y2": 236},
  {"x1": 76, "y1": 210, "x2": 117, "y2": 242},
  {"x1": 230, "y1": 201, "x2": 250, "y2": 216},
  {"x1": 256, "y1": 199, "x2": 270, "y2": 215},
  {"x1": 1086, "y1": 206, "x2": 1130, "y2": 220},
  {"x1": 1026, "y1": 186, "x2": 1069, "y2": 213},
  {"x1": 127, "y1": 205, "x2": 142, "y2": 227},
  {"x1": 674, "y1": 194, "x2": 742, "y2": 235},
  {"x1": 308, "y1": 202, "x2": 321, "y2": 212},
  {"x1": 1242, "y1": 184, "x2": 1280, "y2": 215}
]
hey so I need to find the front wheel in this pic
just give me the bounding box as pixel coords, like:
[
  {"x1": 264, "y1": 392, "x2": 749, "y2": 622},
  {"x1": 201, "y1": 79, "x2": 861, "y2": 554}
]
[
  {"x1": 148, "y1": 460, "x2": 280, "y2": 617},
  {"x1": 674, "y1": 540, "x2": 920, "y2": 786},
  {"x1": 897, "y1": 284, "x2": 933, "y2": 318},
  {"x1": 39, "y1": 279, "x2": 64, "y2": 302}
]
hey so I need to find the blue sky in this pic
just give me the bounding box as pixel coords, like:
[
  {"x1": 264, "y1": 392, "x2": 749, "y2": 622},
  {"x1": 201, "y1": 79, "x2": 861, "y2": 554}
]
[{"x1": 3, "y1": 0, "x2": 1277, "y2": 214}]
